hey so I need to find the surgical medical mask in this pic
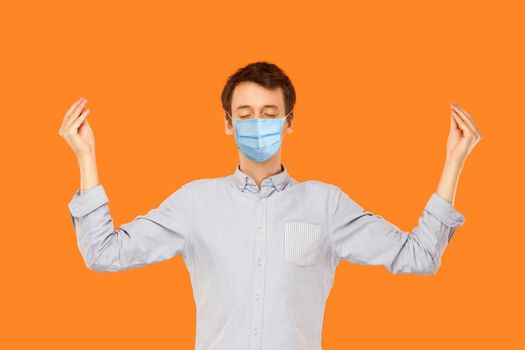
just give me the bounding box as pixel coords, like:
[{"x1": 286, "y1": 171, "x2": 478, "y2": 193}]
[{"x1": 226, "y1": 110, "x2": 293, "y2": 162}]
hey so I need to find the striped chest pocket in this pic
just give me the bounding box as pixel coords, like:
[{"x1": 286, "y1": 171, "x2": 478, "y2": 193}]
[{"x1": 283, "y1": 222, "x2": 321, "y2": 266}]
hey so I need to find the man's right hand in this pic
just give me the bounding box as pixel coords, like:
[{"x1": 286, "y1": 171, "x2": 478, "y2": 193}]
[{"x1": 59, "y1": 97, "x2": 94, "y2": 159}]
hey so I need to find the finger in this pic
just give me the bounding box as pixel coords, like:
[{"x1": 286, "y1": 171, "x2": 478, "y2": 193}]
[
  {"x1": 70, "y1": 98, "x2": 88, "y2": 121},
  {"x1": 452, "y1": 102, "x2": 472, "y2": 119},
  {"x1": 79, "y1": 118, "x2": 89, "y2": 131},
  {"x1": 452, "y1": 103, "x2": 481, "y2": 135},
  {"x1": 69, "y1": 108, "x2": 90, "y2": 132},
  {"x1": 451, "y1": 109, "x2": 474, "y2": 137},
  {"x1": 454, "y1": 103, "x2": 482, "y2": 140},
  {"x1": 452, "y1": 106, "x2": 481, "y2": 140},
  {"x1": 60, "y1": 97, "x2": 85, "y2": 135},
  {"x1": 64, "y1": 97, "x2": 85, "y2": 118},
  {"x1": 78, "y1": 117, "x2": 90, "y2": 133},
  {"x1": 453, "y1": 108, "x2": 481, "y2": 140},
  {"x1": 452, "y1": 103, "x2": 478, "y2": 130},
  {"x1": 63, "y1": 97, "x2": 86, "y2": 124},
  {"x1": 63, "y1": 105, "x2": 86, "y2": 134},
  {"x1": 64, "y1": 102, "x2": 88, "y2": 132}
]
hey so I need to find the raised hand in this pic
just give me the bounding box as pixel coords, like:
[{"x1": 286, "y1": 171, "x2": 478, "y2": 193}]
[
  {"x1": 59, "y1": 97, "x2": 94, "y2": 158},
  {"x1": 447, "y1": 102, "x2": 482, "y2": 169}
]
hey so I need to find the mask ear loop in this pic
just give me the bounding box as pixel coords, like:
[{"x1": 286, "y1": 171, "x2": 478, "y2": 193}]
[
  {"x1": 225, "y1": 111, "x2": 236, "y2": 137},
  {"x1": 283, "y1": 110, "x2": 293, "y2": 128}
]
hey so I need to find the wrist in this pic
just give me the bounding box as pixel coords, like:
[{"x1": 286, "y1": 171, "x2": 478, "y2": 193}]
[
  {"x1": 77, "y1": 152, "x2": 96, "y2": 164},
  {"x1": 444, "y1": 156, "x2": 464, "y2": 172}
]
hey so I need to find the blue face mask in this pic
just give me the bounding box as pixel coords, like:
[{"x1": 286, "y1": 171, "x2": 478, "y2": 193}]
[{"x1": 226, "y1": 110, "x2": 293, "y2": 162}]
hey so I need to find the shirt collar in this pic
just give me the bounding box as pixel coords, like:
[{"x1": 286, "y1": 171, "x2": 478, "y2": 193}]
[{"x1": 233, "y1": 163, "x2": 291, "y2": 192}]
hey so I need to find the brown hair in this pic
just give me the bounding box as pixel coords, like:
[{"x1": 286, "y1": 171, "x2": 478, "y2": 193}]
[{"x1": 221, "y1": 61, "x2": 296, "y2": 127}]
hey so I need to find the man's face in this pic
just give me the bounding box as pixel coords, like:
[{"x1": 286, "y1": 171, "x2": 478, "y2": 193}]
[{"x1": 224, "y1": 81, "x2": 293, "y2": 135}]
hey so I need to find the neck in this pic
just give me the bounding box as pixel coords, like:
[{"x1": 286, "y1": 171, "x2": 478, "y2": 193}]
[{"x1": 238, "y1": 151, "x2": 283, "y2": 190}]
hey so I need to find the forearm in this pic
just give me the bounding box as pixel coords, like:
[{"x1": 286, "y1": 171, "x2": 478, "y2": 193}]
[
  {"x1": 435, "y1": 156, "x2": 463, "y2": 205},
  {"x1": 77, "y1": 154, "x2": 100, "y2": 195}
]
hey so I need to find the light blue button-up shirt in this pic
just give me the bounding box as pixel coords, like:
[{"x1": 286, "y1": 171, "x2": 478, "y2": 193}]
[{"x1": 67, "y1": 163, "x2": 465, "y2": 350}]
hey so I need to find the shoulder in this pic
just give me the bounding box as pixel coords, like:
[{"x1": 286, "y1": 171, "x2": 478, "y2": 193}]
[
  {"x1": 295, "y1": 179, "x2": 340, "y2": 195},
  {"x1": 290, "y1": 179, "x2": 342, "y2": 206},
  {"x1": 181, "y1": 175, "x2": 230, "y2": 194},
  {"x1": 160, "y1": 176, "x2": 227, "y2": 207},
  {"x1": 295, "y1": 179, "x2": 363, "y2": 210}
]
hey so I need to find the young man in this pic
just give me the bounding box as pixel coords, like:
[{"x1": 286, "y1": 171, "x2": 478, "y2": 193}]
[{"x1": 59, "y1": 61, "x2": 482, "y2": 350}]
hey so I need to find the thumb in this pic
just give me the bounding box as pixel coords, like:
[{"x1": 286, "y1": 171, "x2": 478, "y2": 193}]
[
  {"x1": 78, "y1": 117, "x2": 90, "y2": 132},
  {"x1": 82, "y1": 118, "x2": 91, "y2": 128}
]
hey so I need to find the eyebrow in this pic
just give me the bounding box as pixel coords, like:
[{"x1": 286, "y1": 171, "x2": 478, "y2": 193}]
[{"x1": 236, "y1": 104, "x2": 280, "y2": 111}]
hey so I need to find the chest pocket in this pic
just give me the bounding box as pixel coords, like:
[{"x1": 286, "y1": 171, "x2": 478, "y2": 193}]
[{"x1": 283, "y1": 222, "x2": 321, "y2": 266}]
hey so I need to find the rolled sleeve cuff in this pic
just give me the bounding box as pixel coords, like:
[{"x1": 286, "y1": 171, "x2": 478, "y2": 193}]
[
  {"x1": 68, "y1": 184, "x2": 109, "y2": 217},
  {"x1": 424, "y1": 192, "x2": 465, "y2": 228}
]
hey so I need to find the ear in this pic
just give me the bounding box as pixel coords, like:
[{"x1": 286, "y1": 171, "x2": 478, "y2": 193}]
[
  {"x1": 224, "y1": 116, "x2": 234, "y2": 135},
  {"x1": 284, "y1": 117, "x2": 293, "y2": 134}
]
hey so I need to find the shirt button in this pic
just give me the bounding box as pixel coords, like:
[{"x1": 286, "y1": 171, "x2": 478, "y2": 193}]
[
  {"x1": 256, "y1": 259, "x2": 262, "y2": 266},
  {"x1": 257, "y1": 198, "x2": 264, "y2": 203},
  {"x1": 256, "y1": 227, "x2": 264, "y2": 234},
  {"x1": 253, "y1": 328, "x2": 258, "y2": 335},
  {"x1": 255, "y1": 293, "x2": 260, "y2": 300}
]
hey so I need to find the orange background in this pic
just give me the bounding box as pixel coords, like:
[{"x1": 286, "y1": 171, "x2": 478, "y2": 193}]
[{"x1": 1, "y1": 0, "x2": 523, "y2": 349}]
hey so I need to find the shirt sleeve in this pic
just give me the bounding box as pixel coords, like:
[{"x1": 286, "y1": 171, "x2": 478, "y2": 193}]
[
  {"x1": 330, "y1": 187, "x2": 465, "y2": 275},
  {"x1": 67, "y1": 184, "x2": 191, "y2": 273}
]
